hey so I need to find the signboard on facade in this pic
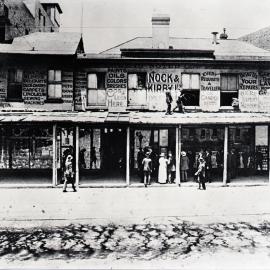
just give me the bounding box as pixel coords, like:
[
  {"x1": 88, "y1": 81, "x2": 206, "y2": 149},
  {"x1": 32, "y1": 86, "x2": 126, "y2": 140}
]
[
  {"x1": 146, "y1": 70, "x2": 181, "y2": 111},
  {"x1": 239, "y1": 72, "x2": 259, "y2": 112},
  {"x1": 106, "y1": 68, "x2": 127, "y2": 112},
  {"x1": 258, "y1": 72, "x2": 270, "y2": 112},
  {"x1": 200, "y1": 71, "x2": 220, "y2": 112},
  {"x1": 22, "y1": 70, "x2": 47, "y2": 105}
]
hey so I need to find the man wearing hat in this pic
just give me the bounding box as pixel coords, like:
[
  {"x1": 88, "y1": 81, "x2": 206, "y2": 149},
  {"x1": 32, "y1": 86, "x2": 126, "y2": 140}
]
[
  {"x1": 195, "y1": 157, "x2": 206, "y2": 190},
  {"x1": 142, "y1": 152, "x2": 152, "y2": 187}
]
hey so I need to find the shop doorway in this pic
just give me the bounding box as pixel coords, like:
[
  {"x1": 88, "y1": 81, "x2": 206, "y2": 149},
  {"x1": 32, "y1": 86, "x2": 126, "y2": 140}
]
[
  {"x1": 228, "y1": 125, "x2": 268, "y2": 183},
  {"x1": 56, "y1": 126, "x2": 75, "y2": 186},
  {"x1": 130, "y1": 128, "x2": 176, "y2": 185},
  {"x1": 181, "y1": 127, "x2": 224, "y2": 183},
  {"x1": 79, "y1": 127, "x2": 126, "y2": 184}
]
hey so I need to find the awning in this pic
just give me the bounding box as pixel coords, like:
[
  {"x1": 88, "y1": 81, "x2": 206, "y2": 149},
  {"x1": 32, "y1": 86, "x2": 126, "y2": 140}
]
[{"x1": 0, "y1": 111, "x2": 270, "y2": 125}]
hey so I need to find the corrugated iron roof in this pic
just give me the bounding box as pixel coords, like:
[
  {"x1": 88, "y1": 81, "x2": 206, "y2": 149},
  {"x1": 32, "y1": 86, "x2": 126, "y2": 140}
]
[
  {"x1": 0, "y1": 32, "x2": 82, "y2": 55},
  {"x1": 98, "y1": 37, "x2": 270, "y2": 61},
  {"x1": 0, "y1": 111, "x2": 270, "y2": 125}
]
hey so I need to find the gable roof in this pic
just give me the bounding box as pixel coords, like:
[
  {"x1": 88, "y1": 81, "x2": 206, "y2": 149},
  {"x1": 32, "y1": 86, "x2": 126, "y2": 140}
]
[
  {"x1": 99, "y1": 36, "x2": 270, "y2": 61},
  {"x1": 238, "y1": 26, "x2": 270, "y2": 52},
  {"x1": 0, "y1": 32, "x2": 83, "y2": 55}
]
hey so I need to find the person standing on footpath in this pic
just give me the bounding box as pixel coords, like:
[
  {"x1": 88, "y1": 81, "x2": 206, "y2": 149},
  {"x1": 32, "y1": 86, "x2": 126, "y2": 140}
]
[
  {"x1": 180, "y1": 151, "x2": 189, "y2": 182},
  {"x1": 63, "y1": 154, "x2": 77, "y2": 192},
  {"x1": 158, "y1": 153, "x2": 168, "y2": 184},
  {"x1": 195, "y1": 157, "x2": 206, "y2": 190},
  {"x1": 142, "y1": 152, "x2": 152, "y2": 187},
  {"x1": 167, "y1": 152, "x2": 176, "y2": 183}
]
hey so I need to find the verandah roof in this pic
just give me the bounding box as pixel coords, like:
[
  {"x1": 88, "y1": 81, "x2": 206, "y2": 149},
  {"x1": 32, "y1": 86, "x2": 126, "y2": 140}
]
[{"x1": 0, "y1": 111, "x2": 270, "y2": 125}]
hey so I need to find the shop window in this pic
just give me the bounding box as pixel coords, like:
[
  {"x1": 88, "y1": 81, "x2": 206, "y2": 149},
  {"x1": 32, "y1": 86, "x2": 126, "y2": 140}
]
[
  {"x1": 48, "y1": 70, "x2": 62, "y2": 100},
  {"x1": 128, "y1": 73, "x2": 146, "y2": 89},
  {"x1": 87, "y1": 73, "x2": 106, "y2": 105},
  {"x1": 220, "y1": 74, "x2": 238, "y2": 106},
  {"x1": 181, "y1": 73, "x2": 200, "y2": 106},
  {"x1": 7, "y1": 69, "x2": 23, "y2": 101}
]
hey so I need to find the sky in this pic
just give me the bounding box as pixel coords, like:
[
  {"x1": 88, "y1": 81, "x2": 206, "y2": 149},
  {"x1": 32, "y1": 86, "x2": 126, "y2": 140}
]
[{"x1": 58, "y1": 0, "x2": 270, "y2": 53}]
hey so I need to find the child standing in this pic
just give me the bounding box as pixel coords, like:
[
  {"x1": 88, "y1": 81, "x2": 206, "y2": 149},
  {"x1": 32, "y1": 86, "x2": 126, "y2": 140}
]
[{"x1": 142, "y1": 152, "x2": 152, "y2": 187}]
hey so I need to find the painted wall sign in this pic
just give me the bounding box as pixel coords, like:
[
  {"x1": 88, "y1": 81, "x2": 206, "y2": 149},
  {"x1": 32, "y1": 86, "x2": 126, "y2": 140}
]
[
  {"x1": 74, "y1": 71, "x2": 87, "y2": 110},
  {"x1": 146, "y1": 71, "x2": 181, "y2": 91},
  {"x1": 147, "y1": 70, "x2": 180, "y2": 111},
  {"x1": 259, "y1": 72, "x2": 270, "y2": 112},
  {"x1": 239, "y1": 90, "x2": 259, "y2": 112},
  {"x1": 106, "y1": 69, "x2": 127, "y2": 111},
  {"x1": 239, "y1": 72, "x2": 259, "y2": 112},
  {"x1": 22, "y1": 70, "x2": 46, "y2": 105},
  {"x1": 62, "y1": 71, "x2": 73, "y2": 104},
  {"x1": 200, "y1": 71, "x2": 220, "y2": 112}
]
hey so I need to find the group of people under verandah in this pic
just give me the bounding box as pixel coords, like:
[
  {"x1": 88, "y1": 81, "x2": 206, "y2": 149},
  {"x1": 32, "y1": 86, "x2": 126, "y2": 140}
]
[{"x1": 137, "y1": 147, "x2": 214, "y2": 189}]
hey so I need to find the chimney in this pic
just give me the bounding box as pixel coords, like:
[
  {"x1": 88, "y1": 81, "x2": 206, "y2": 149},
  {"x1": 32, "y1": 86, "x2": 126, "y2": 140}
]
[
  {"x1": 220, "y1": 28, "x2": 228, "y2": 40},
  {"x1": 211, "y1": 31, "x2": 219, "y2": 45},
  {"x1": 152, "y1": 14, "x2": 170, "y2": 49}
]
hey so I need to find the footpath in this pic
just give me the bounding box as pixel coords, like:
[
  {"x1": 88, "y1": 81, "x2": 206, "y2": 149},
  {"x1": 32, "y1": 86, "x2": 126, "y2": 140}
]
[{"x1": 1, "y1": 185, "x2": 270, "y2": 227}]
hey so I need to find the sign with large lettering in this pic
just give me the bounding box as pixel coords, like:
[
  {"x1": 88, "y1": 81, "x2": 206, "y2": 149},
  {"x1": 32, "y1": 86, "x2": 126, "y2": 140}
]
[
  {"x1": 147, "y1": 70, "x2": 180, "y2": 111},
  {"x1": 106, "y1": 68, "x2": 127, "y2": 111},
  {"x1": 22, "y1": 70, "x2": 46, "y2": 105},
  {"x1": 200, "y1": 71, "x2": 220, "y2": 112},
  {"x1": 147, "y1": 71, "x2": 181, "y2": 91},
  {"x1": 259, "y1": 72, "x2": 270, "y2": 112},
  {"x1": 239, "y1": 72, "x2": 259, "y2": 112}
]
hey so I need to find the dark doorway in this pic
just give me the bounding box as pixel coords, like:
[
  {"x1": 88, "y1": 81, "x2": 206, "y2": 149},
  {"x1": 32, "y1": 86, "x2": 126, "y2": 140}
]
[{"x1": 101, "y1": 128, "x2": 126, "y2": 172}]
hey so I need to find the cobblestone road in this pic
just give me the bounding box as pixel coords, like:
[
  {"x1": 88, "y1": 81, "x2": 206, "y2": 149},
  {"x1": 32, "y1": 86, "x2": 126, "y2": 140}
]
[{"x1": 0, "y1": 219, "x2": 270, "y2": 264}]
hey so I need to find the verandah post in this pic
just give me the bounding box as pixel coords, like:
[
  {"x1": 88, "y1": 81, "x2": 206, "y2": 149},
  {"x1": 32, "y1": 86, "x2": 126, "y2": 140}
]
[
  {"x1": 223, "y1": 126, "x2": 229, "y2": 186},
  {"x1": 126, "y1": 126, "x2": 130, "y2": 186},
  {"x1": 176, "y1": 125, "x2": 181, "y2": 186},
  {"x1": 75, "y1": 125, "x2": 79, "y2": 188},
  {"x1": 268, "y1": 125, "x2": 270, "y2": 185},
  {"x1": 52, "y1": 124, "x2": 57, "y2": 187}
]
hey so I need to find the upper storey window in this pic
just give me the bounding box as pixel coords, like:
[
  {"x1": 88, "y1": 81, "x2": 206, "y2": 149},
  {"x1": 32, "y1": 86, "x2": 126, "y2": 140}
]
[
  {"x1": 48, "y1": 70, "x2": 62, "y2": 100},
  {"x1": 128, "y1": 73, "x2": 146, "y2": 89},
  {"x1": 7, "y1": 69, "x2": 23, "y2": 101},
  {"x1": 181, "y1": 73, "x2": 200, "y2": 106},
  {"x1": 220, "y1": 74, "x2": 238, "y2": 107}
]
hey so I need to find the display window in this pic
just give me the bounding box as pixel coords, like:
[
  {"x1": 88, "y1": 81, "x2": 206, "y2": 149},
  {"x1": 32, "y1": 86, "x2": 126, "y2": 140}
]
[{"x1": 0, "y1": 126, "x2": 53, "y2": 170}]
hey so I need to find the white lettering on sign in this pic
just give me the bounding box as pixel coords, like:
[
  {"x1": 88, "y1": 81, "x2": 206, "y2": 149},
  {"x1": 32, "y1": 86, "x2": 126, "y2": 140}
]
[{"x1": 106, "y1": 69, "x2": 127, "y2": 111}]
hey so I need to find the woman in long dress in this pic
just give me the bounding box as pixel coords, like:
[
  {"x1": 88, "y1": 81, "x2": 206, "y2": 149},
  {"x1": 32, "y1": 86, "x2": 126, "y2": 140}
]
[{"x1": 158, "y1": 153, "x2": 168, "y2": 184}]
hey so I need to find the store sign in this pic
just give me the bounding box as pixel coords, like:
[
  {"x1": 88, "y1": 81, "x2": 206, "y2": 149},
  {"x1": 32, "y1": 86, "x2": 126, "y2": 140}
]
[
  {"x1": 146, "y1": 71, "x2": 181, "y2": 91},
  {"x1": 23, "y1": 70, "x2": 46, "y2": 105},
  {"x1": 239, "y1": 72, "x2": 259, "y2": 112},
  {"x1": 259, "y1": 72, "x2": 270, "y2": 112},
  {"x1": 106, "y1": 69, "x2": 127, "y2": 111},
  {"x1": 200, "y1": 71, "x2": 220, "y2": 112},
  {"x1": 147, "y1": 70, "x2": 180, "y2": 111}
]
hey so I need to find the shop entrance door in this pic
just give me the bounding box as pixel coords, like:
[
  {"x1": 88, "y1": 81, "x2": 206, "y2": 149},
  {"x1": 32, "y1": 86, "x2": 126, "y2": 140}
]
[
  {"x1": 56, "y1": 126, "x2": 75, "y2": 185},
  {"x1": 101, "y1": 128, "x2": 126, "y2": 174}
]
